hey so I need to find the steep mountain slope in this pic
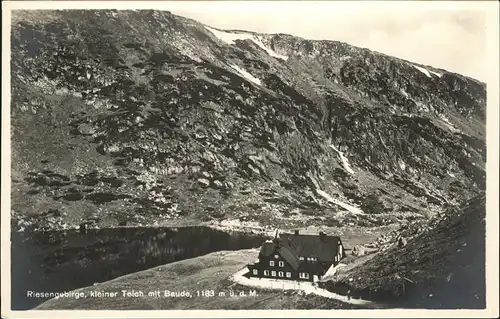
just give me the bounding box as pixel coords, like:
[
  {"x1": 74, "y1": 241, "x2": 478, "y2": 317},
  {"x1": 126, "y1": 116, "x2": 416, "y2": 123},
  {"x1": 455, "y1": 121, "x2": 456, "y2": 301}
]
[{"x1": 10, "y1": 10, "x2": 486, "y2": 231}]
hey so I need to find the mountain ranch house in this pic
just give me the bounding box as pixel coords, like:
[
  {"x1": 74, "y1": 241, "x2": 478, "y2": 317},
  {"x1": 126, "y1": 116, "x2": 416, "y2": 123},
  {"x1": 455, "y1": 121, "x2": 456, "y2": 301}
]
[{"x1": 247, "y1": 231, "x2": 346, "y2": 282}]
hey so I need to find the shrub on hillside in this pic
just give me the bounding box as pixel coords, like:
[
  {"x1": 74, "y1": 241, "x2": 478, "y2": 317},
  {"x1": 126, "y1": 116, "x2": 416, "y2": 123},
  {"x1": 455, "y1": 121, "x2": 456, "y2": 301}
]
[{"x1": 360, "y1": 194, "x2": 385, "y2": 214}]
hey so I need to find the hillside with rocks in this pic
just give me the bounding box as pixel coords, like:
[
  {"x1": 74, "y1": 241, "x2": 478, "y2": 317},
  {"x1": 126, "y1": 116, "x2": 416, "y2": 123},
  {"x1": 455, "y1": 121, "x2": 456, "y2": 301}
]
[
  {"x1": 320, "y1": 193, "x2": 486, "y2": 309},
  {"x1": 10, "y1": 9, "x2": 486, "y2": 232}
]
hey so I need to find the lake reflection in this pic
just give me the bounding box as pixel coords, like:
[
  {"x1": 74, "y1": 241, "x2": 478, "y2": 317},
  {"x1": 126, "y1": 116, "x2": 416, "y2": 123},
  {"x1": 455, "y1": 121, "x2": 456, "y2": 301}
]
[{"x1": 11, "y1": 226, "x2": 267, "y2": 310}]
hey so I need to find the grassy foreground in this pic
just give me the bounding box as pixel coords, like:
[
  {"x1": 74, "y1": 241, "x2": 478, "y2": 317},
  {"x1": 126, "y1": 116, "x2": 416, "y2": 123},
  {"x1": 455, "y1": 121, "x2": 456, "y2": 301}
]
[{"x1": 35, "y1": 249, "x2": 357, "y2": 310}]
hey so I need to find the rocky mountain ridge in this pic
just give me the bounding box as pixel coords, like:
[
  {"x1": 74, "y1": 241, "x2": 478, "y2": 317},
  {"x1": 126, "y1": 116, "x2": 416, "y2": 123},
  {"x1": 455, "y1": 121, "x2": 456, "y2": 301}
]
[{"x1": 10, "y1": 9, "x2": 486, "y2": 231}]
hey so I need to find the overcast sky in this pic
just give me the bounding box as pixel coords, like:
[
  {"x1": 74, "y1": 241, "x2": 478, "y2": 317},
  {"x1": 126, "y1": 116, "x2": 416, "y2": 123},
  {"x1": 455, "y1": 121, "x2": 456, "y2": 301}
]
[{"x1": 159, "y1": 1, "x2": 489, "y2": 81}]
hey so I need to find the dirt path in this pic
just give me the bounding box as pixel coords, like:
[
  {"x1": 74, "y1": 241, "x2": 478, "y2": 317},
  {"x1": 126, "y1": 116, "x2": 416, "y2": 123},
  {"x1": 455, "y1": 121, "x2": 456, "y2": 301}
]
[{"x1": 231, "y1": 267, "x2": 386, "y2": 308}]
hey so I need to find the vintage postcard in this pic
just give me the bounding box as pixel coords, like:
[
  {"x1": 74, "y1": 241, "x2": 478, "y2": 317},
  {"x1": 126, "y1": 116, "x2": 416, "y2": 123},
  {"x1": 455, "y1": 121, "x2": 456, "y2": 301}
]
[{"x1": 1, "y1": 1, "x2": 499, "y2": 318}]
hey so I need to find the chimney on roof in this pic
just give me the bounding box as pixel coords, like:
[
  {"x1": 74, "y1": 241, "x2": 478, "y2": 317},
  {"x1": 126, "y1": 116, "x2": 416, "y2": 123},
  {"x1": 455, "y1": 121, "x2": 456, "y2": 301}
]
[
  {"x1": 319, "y1": 231, "x2": 326, "y2": 241},
  {"x1": 294, "y1": 230, "x2": 299, "y2": 235},
  {"x1": 273, "y1": 228, "x2": 282, "y2": 247}
]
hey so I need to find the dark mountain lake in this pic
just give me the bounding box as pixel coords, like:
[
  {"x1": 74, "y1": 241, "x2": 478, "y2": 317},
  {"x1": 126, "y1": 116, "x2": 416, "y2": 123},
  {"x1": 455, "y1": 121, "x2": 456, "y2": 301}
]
[{"x1": 11, "y1": 226, "x2": 268, "y2": 310}]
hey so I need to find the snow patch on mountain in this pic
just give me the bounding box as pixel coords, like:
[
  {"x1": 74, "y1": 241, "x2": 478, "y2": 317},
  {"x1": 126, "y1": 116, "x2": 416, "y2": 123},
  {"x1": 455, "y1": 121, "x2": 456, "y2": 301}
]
[
  {"x1": 205, "y1": 26, "x2": 287, "y2": 60},
  {"x1": 412, "y1": 64, "x2": 432, "y2": 78},
  {"x1": 412, "y1": 64, "x2": 443, "y2": 78},
  {"x1": 316, "y1": 189, "x2": 363, "y2": 214},
  {"x1": 252, "y1": 36, "x2": 288, "y2": 60},
  {"x1": 205, "y1": 26, "x2": 253, "y2": 44},
  {"x1": 229, "y1": 63, "x2": 261, "y2": 85},
  {"x1": 429, "y1": 70, "x2": 443, "y2": 77},
  {"x1": 330, "y1": 145, "x2": 355, "y2": 174}
]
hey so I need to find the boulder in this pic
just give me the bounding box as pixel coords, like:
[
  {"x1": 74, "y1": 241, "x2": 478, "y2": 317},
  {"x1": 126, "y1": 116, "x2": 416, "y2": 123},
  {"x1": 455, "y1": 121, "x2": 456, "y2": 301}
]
[
  {"x1": 197, "y1": 178, "x2": 210, "y2": 187},
  {"x1": 201, "y1": 171, "x2": 212, "y2": 178},
  {"x1": 213, "y1": 180, "x2": 223, "y2": 188},
  {"x1": 77, "y1": 123, "x2": 97, "y2": 135},
  {"x1": 352, "y1": 245, "x2": 366, "y2": 256}
]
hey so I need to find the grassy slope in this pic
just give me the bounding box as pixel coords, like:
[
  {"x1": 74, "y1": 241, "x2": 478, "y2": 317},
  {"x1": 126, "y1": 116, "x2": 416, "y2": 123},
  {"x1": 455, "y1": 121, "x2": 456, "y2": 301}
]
[
  {"x1": 35, "y1": 249, "x2": 357, "y2": 310},
  {"x1": 322, "y1": 195, "x2": 486, "y2": 309}
]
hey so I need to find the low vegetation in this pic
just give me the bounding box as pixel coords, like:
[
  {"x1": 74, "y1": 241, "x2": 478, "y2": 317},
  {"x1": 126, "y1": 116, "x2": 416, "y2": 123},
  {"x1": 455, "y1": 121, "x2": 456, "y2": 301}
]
[{"x1": 320, "y1": 194, "x2": 486, "y2": 309}]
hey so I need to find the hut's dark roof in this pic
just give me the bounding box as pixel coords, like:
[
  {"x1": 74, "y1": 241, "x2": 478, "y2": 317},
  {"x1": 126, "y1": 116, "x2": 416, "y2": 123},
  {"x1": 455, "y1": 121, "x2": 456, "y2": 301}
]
[
  {"x1": 260, "y1": 241, "x2": 275, "y2": 256},
  {"x1": 279, "y1": 233, "x2": 342, "y2": 262},
  {"x1": 258, "y1": 233, "x2": 343, "y2": 269},
  {"x1": 277, "y1": 244, "x2": 300, "y2": 270},
  {"x1": 259, "y1": 240, "x2": 300, "y2": 270}
]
